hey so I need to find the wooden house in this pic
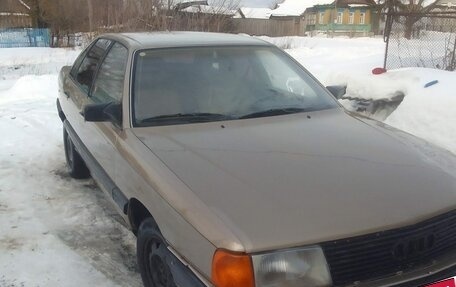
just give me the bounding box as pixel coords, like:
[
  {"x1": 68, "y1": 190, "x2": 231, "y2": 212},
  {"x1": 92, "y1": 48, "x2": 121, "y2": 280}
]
[
  {"x1": 0, "y1": 0, "x2": 32, "y2": 28},
  {"x1": 312, "y1": 0, "x2": 377, "y2": 36}
]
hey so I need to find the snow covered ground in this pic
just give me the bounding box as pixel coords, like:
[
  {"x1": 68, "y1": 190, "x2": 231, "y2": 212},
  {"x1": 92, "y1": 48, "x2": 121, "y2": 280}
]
[
  {"x1": 0, "y1": 37, "x2": 455, "y2": 286},
  {"x1": 0, "y1": 49, "x2": 142, "y2": 287}
]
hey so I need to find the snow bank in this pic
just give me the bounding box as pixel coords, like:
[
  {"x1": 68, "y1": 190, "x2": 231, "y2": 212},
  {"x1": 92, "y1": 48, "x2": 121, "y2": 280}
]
[
  {"x1": 0, "y1": 74, "x2": 57, "y2": 104},
  {"x1": 384, "y1": 68, "x2": 456, "y2": 155},
  {"x1": 257, "y1": 35, "x2": 386, "y2": 83},
  {"x1": 0, "y1": 49, "x2": 141, "y2": 287},
  {"x1": 0, "y1": 48, "x2": 80, "y2": 92},
  {"x1": 260, "y1": 36, "x2": 456, "y2": 155},
  {"x1": 0, "y1": 47, "x2": 79, "y2": 67}
]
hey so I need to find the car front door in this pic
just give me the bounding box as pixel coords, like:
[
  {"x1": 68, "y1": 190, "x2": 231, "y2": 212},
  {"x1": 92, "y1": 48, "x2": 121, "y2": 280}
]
[
  {"x1": 86, "y1": 42, "x2": 128, "y2": 179},
  {"x1": 64, "y1": 39, "x2": 128, "y2": 183}
]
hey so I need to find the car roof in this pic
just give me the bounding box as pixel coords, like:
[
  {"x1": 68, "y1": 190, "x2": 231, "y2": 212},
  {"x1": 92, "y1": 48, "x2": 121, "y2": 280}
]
[{"x1": 102, "y1": 31, "x2": 272, "y2": 50}]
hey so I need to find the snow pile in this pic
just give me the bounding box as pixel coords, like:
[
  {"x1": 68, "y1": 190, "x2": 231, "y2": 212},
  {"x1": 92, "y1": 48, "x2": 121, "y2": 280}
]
[
  {"x1": 260, "y1": 35, "x2": 456, "y2": 155},
  {"x1": 0, "y1": 47, "x2": 79, "y2": 92},
  {"x1": 257, "y1": 35, "x2": 386, "y2": 82},
  {"x1": 384, "y1": 68, "x2": 456, "y2": 155},
  {"x1": 338, "y1": 68, "x2": 456, "y2": 155},
  {"x1": 0, "y1": 47, "x2": 79, "y2": 68}
]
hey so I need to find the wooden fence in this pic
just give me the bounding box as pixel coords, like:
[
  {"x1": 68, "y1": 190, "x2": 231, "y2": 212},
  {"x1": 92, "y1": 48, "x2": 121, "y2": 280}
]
[
  {"x1": 0, "y1": 13, "x2": 32, "y2": 29},
  {"x1": 231, "y1": 18, "x2": 306, "y2": 37}
]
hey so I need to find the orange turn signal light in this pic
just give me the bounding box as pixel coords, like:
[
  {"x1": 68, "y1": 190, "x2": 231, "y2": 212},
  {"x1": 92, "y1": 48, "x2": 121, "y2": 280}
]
[{"x1": 212, "y1": 249, "x2": 255, "y2": 287}]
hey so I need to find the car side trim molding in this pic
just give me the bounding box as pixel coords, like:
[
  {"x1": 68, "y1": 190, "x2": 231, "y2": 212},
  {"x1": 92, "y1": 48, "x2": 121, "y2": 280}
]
[
  {"x1": 166, "y1": 246, "x2": 210, "y2": 287},
  {"x1": 63, "y1": 119, "x2": 128, "y2": 214},
  {"x1": 167, "y1": 246, "x2": 213, "y2": 286}
]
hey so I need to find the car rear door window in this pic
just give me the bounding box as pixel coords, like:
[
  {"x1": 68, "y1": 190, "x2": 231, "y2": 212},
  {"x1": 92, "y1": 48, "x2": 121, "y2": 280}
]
[
  {"x1": 91, "y1": 42, "x2": 128, "y2": 104},
  {"x1": 75, "y1": 38, "x2": 112, "y2": 94}
]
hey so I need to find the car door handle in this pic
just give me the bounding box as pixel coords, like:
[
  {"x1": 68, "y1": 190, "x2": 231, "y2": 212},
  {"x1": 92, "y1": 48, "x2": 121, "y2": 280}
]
[{"x1": 64, "y1": 91, "x2": 70, "y2": 98}]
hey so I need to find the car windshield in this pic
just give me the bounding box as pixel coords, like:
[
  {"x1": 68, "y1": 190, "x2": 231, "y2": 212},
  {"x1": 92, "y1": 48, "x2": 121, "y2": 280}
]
[{"x1": 133, "y1": 46, "x2": 339, "y2": 126}]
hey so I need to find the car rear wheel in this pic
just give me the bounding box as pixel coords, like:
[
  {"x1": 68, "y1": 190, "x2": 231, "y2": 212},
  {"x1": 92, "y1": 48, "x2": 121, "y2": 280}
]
[
  {"x1": 63, "y1": 127, "x2": 90, "y2": 179},
  {"x1": 137, "y1": 218, "x2": 177, "y2": 287}
]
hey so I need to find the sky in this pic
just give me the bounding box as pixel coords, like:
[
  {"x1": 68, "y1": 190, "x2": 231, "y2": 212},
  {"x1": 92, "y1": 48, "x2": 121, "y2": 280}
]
[{"x1": 240, "y1": 0, "x2": 277, "y2": 8}]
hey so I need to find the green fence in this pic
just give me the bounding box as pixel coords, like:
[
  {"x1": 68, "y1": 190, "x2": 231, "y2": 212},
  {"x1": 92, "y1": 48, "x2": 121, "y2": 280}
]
[{"x1": 0, "y1": 28, "x2": 51, "y2": 48}]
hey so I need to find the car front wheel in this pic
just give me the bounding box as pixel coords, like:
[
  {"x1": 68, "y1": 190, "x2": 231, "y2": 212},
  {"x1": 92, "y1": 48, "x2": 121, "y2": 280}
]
[{"x1": 137, "y1": 218, "x2": 177, "y2": 287}]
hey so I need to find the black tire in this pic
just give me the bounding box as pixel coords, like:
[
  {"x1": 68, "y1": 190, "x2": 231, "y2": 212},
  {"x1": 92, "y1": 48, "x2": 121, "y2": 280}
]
[
  {"x1": 63, "y1": 127, "x2": 90, "y2": 179},
  {"x1": 137, "y1": 218, "x2": 177, "y2": 287}
]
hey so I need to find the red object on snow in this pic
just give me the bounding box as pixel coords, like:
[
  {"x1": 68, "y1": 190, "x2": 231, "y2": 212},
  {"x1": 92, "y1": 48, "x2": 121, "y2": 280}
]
[
  {"x1": 426, "y1": 278, "x2": 456, "y2": 287},
  {"x1": 372, "y1": 67, "x2": 387, "y2": 75}
]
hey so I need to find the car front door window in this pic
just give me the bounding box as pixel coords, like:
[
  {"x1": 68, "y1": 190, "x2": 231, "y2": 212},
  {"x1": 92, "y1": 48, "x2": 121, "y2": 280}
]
[
  {"x1": 91, "y1": 42, "x2": 128, "y2": 105},
  {"x1": 75, "y1": 38, "x2": 111, "y2": 93}
]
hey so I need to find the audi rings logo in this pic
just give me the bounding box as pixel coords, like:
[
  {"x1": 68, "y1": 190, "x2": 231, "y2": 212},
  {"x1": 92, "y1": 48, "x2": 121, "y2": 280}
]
[{"x1": 392, "y1": 233, "x2": 436, "y2": 260}]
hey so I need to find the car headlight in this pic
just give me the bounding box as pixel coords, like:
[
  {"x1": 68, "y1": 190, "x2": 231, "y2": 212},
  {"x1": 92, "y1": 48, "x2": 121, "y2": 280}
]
[{"x1": 252, "y1": 246, "x2": 332, "y2": 287}]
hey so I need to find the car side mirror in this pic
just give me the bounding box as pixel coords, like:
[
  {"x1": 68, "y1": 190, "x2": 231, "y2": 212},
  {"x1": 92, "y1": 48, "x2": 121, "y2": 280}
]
[
  {"x1": 326, "y1": 85, "x2": 347, "y2": 99},
  {"x1": 83, "y1": 102, "x2": 122, "y2": 126}
]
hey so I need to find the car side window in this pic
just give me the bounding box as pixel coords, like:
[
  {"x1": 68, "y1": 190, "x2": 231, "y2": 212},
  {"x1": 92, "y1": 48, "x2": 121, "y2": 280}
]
[
  {"x1": 91, "y1": 42, "x2": 128, "y2": 104},
  {"x1": 70, "y1": 51, "x2": 86, "y2": 78},
  {"x1": 70, "y1": 41, "x2": 94, "y2": 78},
  {"x1": 75, "y1": 39, "x2": 112, "y2": 94}
]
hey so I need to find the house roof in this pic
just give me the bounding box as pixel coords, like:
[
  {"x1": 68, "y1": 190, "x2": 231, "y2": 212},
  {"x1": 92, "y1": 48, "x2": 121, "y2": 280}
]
[
  {"x1": 314, "y1": 0, "x2": 376, "y2": 7},
  {"x1": 175, "y1": 0, "x2": 208, "y2": 10},
  {"x1": 437, "y1": 0, "x2": 456, "y2": 7},
  {"x1": 236, "y1": 7, "x2": 273, "y2": 19},
  {"x1": 180, "y1": 5, "x2": 236, "y2": 15},
  {"x1": 270, "y1": 0, "x2": 333, "y2": 17}
]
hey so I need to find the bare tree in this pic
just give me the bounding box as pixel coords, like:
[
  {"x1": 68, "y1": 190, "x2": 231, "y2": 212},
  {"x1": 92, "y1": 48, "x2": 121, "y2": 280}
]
[
  {"x1": 383, "y1": 0, "x2": 440, "y2": 39},
  {"x1": 269, "y1": 0, "x2": 284, "y2": 10},
  {"x1": 17, "y1": 0, "x2": 241, "y2": 41}
]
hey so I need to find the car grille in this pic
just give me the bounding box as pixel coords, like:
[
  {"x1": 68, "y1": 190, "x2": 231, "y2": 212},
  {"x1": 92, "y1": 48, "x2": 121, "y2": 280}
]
[{"x1": 321, "y1": 209, "x2": 456, "y2": 286}]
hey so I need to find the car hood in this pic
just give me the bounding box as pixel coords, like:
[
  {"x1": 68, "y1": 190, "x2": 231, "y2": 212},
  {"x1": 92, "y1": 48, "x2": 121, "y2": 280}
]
[{"x1": 133, "y1": 108, "x2": 456, "y2": 252}]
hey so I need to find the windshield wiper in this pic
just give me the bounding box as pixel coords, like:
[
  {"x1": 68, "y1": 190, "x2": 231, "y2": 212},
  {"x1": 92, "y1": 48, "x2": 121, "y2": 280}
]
[
  {"x1": 140, "y1": 113, "x2": 234, "y2": 124},
  {"x1": 239, "y1": 108, "x2": 309, "y2": 119}
]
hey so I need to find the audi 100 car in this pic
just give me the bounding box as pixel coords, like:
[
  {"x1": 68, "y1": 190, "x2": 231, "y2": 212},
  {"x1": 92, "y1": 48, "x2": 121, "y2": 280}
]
[{"x1": 57, "y1": 32, "x2": 456, "y2": 287}]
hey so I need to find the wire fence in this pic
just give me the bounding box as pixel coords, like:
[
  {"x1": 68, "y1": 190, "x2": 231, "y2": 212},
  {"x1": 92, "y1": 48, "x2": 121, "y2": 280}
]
[
  {"x1": 383, "y1": 11, "x2": 456, "y2": 71},
  {"x1": 50, "y1": 33, "x2": 93, "y2": 48},
  {"x1": 0, "y1": 28, "x2": 51, "y2": 48}
]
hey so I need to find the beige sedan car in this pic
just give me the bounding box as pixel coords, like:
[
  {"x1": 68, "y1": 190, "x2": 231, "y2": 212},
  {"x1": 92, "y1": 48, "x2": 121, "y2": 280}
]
[{"x1": 57, "y1": 32, "x2": 456, "y2": 287}]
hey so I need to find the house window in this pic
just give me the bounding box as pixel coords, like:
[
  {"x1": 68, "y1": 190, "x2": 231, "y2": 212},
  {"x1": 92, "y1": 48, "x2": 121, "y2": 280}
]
[
  {"x1": 319, "y1": 12, "x2": 325, "y2": 24},
  {"x1": 337, "y1": 12, "x2": 343, "y2": 24},
  {"x1": 307, "y1": 14, "x2": 316, "y2": 25},
  {"x1": 349, "y1": 12, "x2": 354, "y2": 24},
  {"x1": 359, "y1": 12, "x2": 365, "y2": 24}
]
